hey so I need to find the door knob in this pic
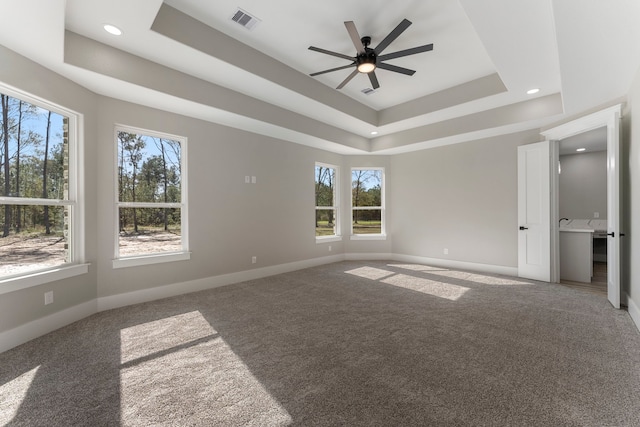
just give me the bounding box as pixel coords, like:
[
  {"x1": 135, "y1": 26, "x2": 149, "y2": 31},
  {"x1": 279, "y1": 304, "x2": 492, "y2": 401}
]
[
  {"x1": 519, "y1": 226, "x2": 528, "y2": 230},
  {"x1": 607, "y1": 232, "x2": 615, "y2": 237}
]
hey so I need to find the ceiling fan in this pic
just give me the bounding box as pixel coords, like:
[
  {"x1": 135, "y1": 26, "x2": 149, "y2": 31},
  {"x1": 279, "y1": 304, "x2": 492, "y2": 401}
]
[{"x1": 308, "y1": 19, "x2": 434, "y2": 90}]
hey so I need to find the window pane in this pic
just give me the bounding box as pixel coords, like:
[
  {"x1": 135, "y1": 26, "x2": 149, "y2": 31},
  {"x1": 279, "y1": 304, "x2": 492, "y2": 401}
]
[
  {"x1": 0, "y1": 94, "x2": 68, "y2": 199},
  {"x1": 352, "y1": 169, "x2": 381, "y2": 207},
  {"x1": 118, "y1": 133, "x2": 182, "y2": 204},
  {"x1": 315, "y1": 166, "x2": 335, "y2": 207},
  {"x1": 0, "y1": 204, "x2": 69, "y2": 276},
  {"x1": 352, "y1": 209, "x2": 381, "y2": 234},
  {"x1": 316, "y1": 209, "x2": 336, "y2": 236},
  {"x1": 118, "y1": 207, "x2": 182, "y2": 257}
]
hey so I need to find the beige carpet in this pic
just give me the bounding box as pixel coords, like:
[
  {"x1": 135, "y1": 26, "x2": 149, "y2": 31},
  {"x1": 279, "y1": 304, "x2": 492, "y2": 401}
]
[{"x1": 1, "y1": 261, "x2": 640, "y2": 426}]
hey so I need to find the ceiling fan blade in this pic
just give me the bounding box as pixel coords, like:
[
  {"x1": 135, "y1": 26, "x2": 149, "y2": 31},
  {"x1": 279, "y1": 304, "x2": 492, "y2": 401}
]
[
  {"x1": 377, "y1": 62, "x2": 416, "y2": 76},
  {"x1": 374, "y1": 18, "x2": 412, "y2": 54},
  {"x1": 310, "y1": 63, "x2": 356, "y2": 76},
  {"x1": 344, "y1": 21, "x2": 365, "y2": 52},
  {"x1": 308, "y1": 46, "x2": 354, "y2": 61},
  {"x1": 368, "y1": 71, "x2": 380, "y2": 89},
  {"x1": 378, "y1": 44, "x2": 434, "y2": 61},
  {"x1": 337, "y1": 69, "x2": 359, "y2": 89}
]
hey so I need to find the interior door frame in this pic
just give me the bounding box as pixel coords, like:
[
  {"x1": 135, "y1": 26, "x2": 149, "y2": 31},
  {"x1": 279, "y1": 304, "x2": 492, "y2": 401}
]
[{"x1": 541, "y1": 104, "x2": 622, "y2": 307}]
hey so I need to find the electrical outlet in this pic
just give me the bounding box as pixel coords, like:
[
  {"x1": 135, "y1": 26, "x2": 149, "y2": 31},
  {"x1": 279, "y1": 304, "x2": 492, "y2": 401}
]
[
  {"x1": 443, "y1": 248, "x2": 449, "y2": 255},
  {"x1": 252, "y1": 256, "x2": 257, "y2": 264},
  {"x1": 594, "y1": 212, "x2": 600, "y2": 218},
  {"x1": 245, "y1": 176, "x2": 250, "y2": 184},
  {"x1": 251, "y1": 176, "x2": 256, "y2": 184},
  {"x1": 328, "y1": 245, "x2": 332, "y2": 252},
  {"x1": 44, "y1": 291, "x2": 53, "y2": 305}
]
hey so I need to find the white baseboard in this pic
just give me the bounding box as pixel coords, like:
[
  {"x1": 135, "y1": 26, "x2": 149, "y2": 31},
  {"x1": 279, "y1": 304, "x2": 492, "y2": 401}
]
[
  {"x1": 345, "y1": 252, "x2": 394, "y2": 261},
  {"x1": 0, "y1": 299, "x2": 97, "y2": 354},
  {"x1": 97, "y1": 254, "x2": 345, "y2": 312},
  {"x1": 627, "y1": 292, "x2": 640, "y2": 332},
  {"x1": 391, "y1": 253, "x2": 519, "y2": 277}
]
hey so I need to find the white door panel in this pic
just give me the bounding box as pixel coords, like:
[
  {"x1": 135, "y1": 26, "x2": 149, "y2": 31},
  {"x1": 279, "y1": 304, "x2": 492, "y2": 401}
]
[
  {"x1": 518, "y1": 141, "x2": 551, "y2": 282},
  {"x1": 607, "y1": 112, "x2": 621, "y2": 308}
]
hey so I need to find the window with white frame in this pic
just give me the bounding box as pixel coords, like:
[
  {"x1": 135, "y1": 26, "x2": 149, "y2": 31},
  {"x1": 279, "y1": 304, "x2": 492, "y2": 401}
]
[
  {"x1": 315, "y1": 163, "x2": 339, "y2": 238},
  {"x1": 0, "y1": 86, "x2": 84, "y2": 284},
  {"x1": 115, "y1": 125, "x2": 188, "y2": 264},
  {"x1": 351, "y1": 168, "x2": 384, "y2": 237}
]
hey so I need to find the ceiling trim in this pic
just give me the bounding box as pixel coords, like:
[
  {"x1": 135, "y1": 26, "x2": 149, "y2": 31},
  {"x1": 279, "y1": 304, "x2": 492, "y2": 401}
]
[
  {"x1": 371, "y1": 93, "x2": 564, "y2": 152},
  {"x1": 64, "y1": 31, "x2": 371, "y2": 152},
  {"x1": 378, "y1": 73, "x2": 506, "y2": 125}
]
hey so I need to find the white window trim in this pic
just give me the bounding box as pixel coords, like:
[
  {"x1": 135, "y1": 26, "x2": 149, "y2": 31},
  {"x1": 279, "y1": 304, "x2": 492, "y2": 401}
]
[
  {"x1": 350, "y1": 167, "x2": 386, "y2": 239},
  {"x1": 0, "y1": 264, "x2": 89, "y2": 295},
  {"x1": 113, "y1": 124, "x2": 189, "y2": 268},
  {"x1": 0, "y1": 83, "x2": 87, "y2": 290},
  {"x1": 315, "y1": 162, "x2": 341, "y2": 241}
]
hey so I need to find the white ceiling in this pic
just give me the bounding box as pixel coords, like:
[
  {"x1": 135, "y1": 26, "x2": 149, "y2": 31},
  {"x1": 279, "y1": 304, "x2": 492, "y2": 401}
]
[{"x1": 1, "y1": 0, "x2": 640, "y2": 154}]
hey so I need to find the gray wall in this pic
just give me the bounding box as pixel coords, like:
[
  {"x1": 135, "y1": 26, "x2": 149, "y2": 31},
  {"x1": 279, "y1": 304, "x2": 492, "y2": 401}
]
[
  {"x1": 559, "y1": 151, "x2": 607, "y2": 220},
  {"x1": 96, "y1": 98, "x2": 352, "y2": 297},
  {"x1": 389, "y1": 130, "x2": 541, "y2": 268}
]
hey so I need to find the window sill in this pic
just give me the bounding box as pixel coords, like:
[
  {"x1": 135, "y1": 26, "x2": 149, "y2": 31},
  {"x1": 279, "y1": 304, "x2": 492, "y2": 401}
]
[
  {"x1": 350, "y1": 234, "x2": 387, "y2": 241},
  {"x1": 113, "y1": 251, "x2": 191, "y2": 269},
  {"x1": 316, "y1": 236, "x2": 343, "y2": 243},
  {"x1": 0, "y1": 263, "x2": 90, "y2": 295}
]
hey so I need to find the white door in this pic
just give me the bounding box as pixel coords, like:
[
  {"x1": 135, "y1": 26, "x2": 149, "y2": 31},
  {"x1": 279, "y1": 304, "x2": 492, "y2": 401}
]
[
  {"x1": 518, "y1": 141, "x2": 551, "y2": 282},
  {"x1": 607, "y1": 113, "x2": 621, "y2": 308}
]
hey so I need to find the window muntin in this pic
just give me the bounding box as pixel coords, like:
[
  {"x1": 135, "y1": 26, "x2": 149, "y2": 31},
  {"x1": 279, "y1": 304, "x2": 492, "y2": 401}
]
[
  {"x1": 351, "y1": 168, "x2": 384, "y2": 236},
  {"x1": 315, "y1": 163, "x2": 339, "y2": 238},
  {"x1": 0, "y1": 88, "x2": 80, "y2": 279},
  {"x1": 116, "y1": 126, "x2": 187, "y2": 259}
]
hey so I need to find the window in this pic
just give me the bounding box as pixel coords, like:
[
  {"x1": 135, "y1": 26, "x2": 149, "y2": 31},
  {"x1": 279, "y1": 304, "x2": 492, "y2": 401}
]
[
  {"x1": 351, "y1": 168, "x2": 385, "y2": 238},
  {"x1": 115, "y1": 125, "x2": 188, "y2": 267},
  {"x1": 0, "y1": 86, "x2": 86, "y2": 289},
  {"x1": 315, "y1": 163, "x2": 339, "y2": 240}
]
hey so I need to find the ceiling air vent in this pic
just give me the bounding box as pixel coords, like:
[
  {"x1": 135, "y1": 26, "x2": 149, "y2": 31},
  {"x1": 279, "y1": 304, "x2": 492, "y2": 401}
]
[
  {"x1": 361, "y1": 88, "x2": 377, "y2": 95},
  {"x1": 231, "y1": 8, "x2": 261, "y2": 30}
]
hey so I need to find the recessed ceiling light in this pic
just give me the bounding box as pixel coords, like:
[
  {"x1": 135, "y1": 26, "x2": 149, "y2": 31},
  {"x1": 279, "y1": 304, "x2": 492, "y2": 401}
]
[
  {"x1": 103, "y1": 24, "x2": 122, "y2": 36},
  {"x1": 526, "y1": 88, "x2": 540, "y2": 95},
  {"x1": 576, "y1": 148, "x2": 586, "y2": 152},
  {"x1": 370, "y1": 131, "x2": 379, "y2": 135}
]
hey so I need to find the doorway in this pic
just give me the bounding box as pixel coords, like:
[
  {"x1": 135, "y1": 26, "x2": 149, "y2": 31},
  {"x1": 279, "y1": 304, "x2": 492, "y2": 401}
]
[
  {"x1": 541, "y1": 104, "x2": 622, "y2": 308},
  {"x1": 557, "y1": 127, "x2": 608, "y2": 297}
]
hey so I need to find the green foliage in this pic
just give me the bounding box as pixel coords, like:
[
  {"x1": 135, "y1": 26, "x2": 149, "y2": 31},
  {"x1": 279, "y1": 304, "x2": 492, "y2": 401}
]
[
  {"x1": 351, "y1": 169, "x2": 382, "y2": 226},
  {"x1": 117, "y1": 133, "x2": 182, "y2": 232},
  {"x1": 1, "y1": 92, "x2": 67, "y2": 236}
]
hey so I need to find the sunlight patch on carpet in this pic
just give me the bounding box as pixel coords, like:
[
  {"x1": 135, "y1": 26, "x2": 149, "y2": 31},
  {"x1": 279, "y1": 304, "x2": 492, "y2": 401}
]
[
  {"x1": 387, "y1": 263, "x2": 450, "y2": 273},
  {"x1": 0, "y1": 365, "x2": 40, "y2": 425},
  {"x1": 119, "y1": 310, "x2": 292, "y2": 425},
  {"x1": 120, "y1": 311, "x2": 217, "y2": 364},
  {"x1": 345, "y1": 266, "x2": 396, "y2": 280},
  {"x1": 424, "y1": 270, "x2": 533, "y2": 286},
  {"x1": 382, "y1": 274, "x2": 469, "y2": 301}
]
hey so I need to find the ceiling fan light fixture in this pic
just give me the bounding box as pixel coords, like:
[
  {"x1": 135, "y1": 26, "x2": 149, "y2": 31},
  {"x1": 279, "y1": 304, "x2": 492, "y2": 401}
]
[{"x1": 357, "y1": 62, "x2": 376, "y2": 73}]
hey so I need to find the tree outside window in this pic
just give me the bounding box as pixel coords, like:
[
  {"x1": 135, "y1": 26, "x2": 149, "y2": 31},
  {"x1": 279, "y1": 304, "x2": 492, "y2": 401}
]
[
  {"x1": 351, "y1": 168, "x2": 384, "y2": 235},
  {"x1": 0, "y1": 90, "x2": 76, "y2": 277},
  {"x1": 315, "y1": 163, "x2": 338, "y2": 237},
  {"x1": 116, "y1": 127, "x2": 186, "y2": 258}
]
